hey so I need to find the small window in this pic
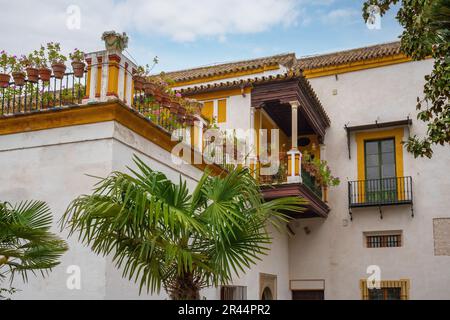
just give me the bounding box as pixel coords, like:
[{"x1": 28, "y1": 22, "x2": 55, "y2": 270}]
[
  {"x1": 360, "y1": 279, "x2": 410, "y2": 300},
  {"x1": 364, "y1": 231, "x2": 402, "y2": 248},
  {"x1": 220, "y1": 286, "x2": 247, "y2": 300},
  {"x1": 368, "y1": 287, "x2": 402, "y2": 300}
]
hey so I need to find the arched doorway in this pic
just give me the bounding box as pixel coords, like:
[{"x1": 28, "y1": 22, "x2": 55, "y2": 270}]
[
  {"x1": 261, "y1": 287, "x2": 273, "y2": 300},
  {"x1": 259, "y1": 273, "x2": 277, "y2": 300}
]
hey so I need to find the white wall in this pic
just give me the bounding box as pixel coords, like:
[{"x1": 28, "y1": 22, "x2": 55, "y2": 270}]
[
  {"x1": 0, "y1": 122, "x2": 115, "y2": 299},
  {"x1": 0, "y1": 121, "x2": 203, "y2": 299},
  {"x1": 289, "y1": 60, "x2": 450, "y2": 299},
  {"x1": 0, "y1": 120, "x2": 288, "y2": 300}
]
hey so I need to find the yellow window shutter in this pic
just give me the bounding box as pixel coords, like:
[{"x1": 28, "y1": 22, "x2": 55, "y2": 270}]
[
  {"x1": 218, "y1": 99, "x2": 227, "y2": 123},
  {"x1": 202, "y1": 101, "x2": 214, "y2": 122}
]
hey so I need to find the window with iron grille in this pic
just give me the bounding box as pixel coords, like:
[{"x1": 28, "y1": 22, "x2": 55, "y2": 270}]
[
  {"x1": 365, "y1": 232, "x2": 402, "y2": 248},
  {"x1": 220, "y1": 286, "x2": 247, "y2": 300}
]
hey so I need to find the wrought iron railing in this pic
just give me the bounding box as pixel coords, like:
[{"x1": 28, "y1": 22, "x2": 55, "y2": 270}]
[
  {"x1": 0, "y1": 73, "x2": 86, "y2": 115},
  {"x1": 0, "y1": 71, "x2": 189, "y2": 134},
  {"x1": 301, "y1": 170, "x2": 322, "y2": 199},
  {"x1": 348, "y1": 176, "x2": 413, "y2": 207},
  {"x1": 256, "y1": 152, "x2": 323, "y2": 199},
  {"x1": 132, "y1": 92, "x2": 190, "y2": 133}
]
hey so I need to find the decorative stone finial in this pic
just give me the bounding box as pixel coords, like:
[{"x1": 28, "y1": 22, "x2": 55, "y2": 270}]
[{"x1": 101, "y1": 31, "x2": 129, "y2": 52}]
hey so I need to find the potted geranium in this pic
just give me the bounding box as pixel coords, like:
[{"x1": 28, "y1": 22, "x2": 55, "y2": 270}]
[
  {"x1": 133, "y1": 65, "x2": 146, "y2": 91},
  {"x1": 101, "y1": 31, "x2": 129, "y2": 52},
  {"x1": 69, "y1": 48, "x2": 85, "y2": 78},
  {"x1": 47, "y1": 42, "x2": 67, "y2": 79},
  {"x1": 35, "y1": 46, "x2": 51, "y2": 82},
  {"x1": 11, "y1": 55, "x2": 26, "y2": 86},
  {"x1": 22, "y1": 53, "x2": 39, "y2": 83},
  {"x1": 0, "y1": 50, "x2": 12, "y2": 87},
  {"x1": 302, "y1": 151, "x2": 340, "y2": 201}
]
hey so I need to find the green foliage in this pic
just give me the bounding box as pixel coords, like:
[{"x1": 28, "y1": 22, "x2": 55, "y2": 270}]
[
  {"x1": 302, "y1": 151, "x2": 340, "y2": 188},
  {"x1": 69, "y1": 48, "x2": 85, "y2": 62},
  {"x1": 363, "y1": 0, "x2": 450, "y2": 158},
  {"x1": 0, "y1": 200, "x2": 68, "y2": 287},
  {"x1": 0, "y1": 51, "x2": 15, "y2": 74},
  {"x1": 47, "y1": 42, "x2": 67, "y2": 65},
  {"x1": 33, "y1": 46, "x2": 48, "y2": 68},
  {"x1": 61, "y1": 156, "x2": 306, "y2": 299}
]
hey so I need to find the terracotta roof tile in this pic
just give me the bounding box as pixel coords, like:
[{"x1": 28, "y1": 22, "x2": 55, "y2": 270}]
[
  {"x1": 296, "y1": 41, "x2": 401, "y2": 70},
  {"x1": 163, "y1": 42, "x2": 402, "y2": 84},
  {"x1": 162, "y1": 53, "x2": 297, "y2": 83}
]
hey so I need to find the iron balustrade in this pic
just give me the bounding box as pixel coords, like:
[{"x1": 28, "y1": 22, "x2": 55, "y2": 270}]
[
  {"x1": 0, "y1": 68, "x2": 188, "y2": 135},
  {"x1": 0, "y1": 72, "x2": 87, "y2": 115},
  {"x1": 301, "y1": 170, "x2": 323, "y2": 199},
  {"x1": 348, "y1": 176, "x2": 413, "y2": 208}
]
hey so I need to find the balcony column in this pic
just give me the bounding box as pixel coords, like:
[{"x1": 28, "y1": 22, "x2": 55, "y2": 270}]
[
  {"x1": 192, "y1": 115, "x2": 206, "y2": 153},
  {"x1": 287, "y1": 100, "x2": 302, "y2": 183},
  {"x1": 248, "y1": 106, "x2": 258, "y2": 178},
  {"x1": 83, "y1": 49, "x2": 137, "y2": 107}
]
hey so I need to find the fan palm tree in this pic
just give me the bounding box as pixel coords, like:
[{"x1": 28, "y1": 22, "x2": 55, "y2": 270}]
[
  {"x1": 61, "y1": 156, "x2": 306, "y2": 300},
  {"x1": 0, "y1": 201, "x2": 68, "y2": 292}
]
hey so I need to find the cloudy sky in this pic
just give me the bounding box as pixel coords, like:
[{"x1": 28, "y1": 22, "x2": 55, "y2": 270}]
[{"x1": 0, "y1": 0, "x2": 402, "y2": 73}]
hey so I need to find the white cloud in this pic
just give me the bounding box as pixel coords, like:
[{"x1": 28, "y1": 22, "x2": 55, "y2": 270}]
[
  {"x1": 321, "y1": 8, "x2": 360, "y2": 24},
  {"x1": 0, "y1": 0, "x2": 301, "y2": 55}
]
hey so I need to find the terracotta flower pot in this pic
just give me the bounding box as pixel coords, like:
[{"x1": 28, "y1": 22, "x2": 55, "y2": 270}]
[
  {"x1": 144, "y1": 81, "x2": 157, "y2": 95},
  {"x1": 178, "y1": 106, "x2": 186, "y2": 115},
  {"x1": 170, "y1": 103, "x2": 179, "y2": 114},
  {"x1": 161, "y1": 94, "x2": 171, "y2": 108},
  {"x1": 38, "y1": 67, "x2": 52, "y2": 82},
  {"x1": 71, "y1": 61, "x2": 85, "y2": 78},
  {"x1": 0, "y1": 73, "x2": 11, "y2": 87},
  {"x1": 185, "y1": 115, "x2": 195, "y2": 126},
  {"x1": 12, "y1": 72, "x2": 26, "y2": 86},
  {"x1": 51, "y1": 63, "x2": 66, "y2": 79},
  {"x1": 26, "y1": 67, "x2": 39, "y2": 83},
  {"x1": 133, "y1": 75, "x2": 145, "y2": 91}
]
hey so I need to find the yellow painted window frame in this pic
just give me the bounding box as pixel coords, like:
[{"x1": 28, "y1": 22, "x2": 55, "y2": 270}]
[
  {"x1": 360, "y1": 279, "x2": 410, "y2": 300},
  {"x1": 202, "y1": 101, "x2": 214, "y2": 123},
  {"x1": 355, "y1": 128, "x2": 405, "y2": 201},
  {"x1": 217, "y1": 99, "x2": 227, "y2": 123}
]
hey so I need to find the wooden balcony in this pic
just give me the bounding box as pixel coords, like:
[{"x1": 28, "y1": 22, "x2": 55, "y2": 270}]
[{"x1": 257, "y1": 153, "x2": 330, "y2": 219}]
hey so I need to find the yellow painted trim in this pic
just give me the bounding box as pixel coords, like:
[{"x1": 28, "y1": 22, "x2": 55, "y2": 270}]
[
  {"x1": 0, "y1": 102, "x2": 224, "y2": 176},
  {"x1": 96, "y1": 62, "x2": 102, "y2": 97},
  {"x1": 201, "y1": 101, "x2": 214, "y2": 122},
  {"x1": 356, "y1": 128, "x2": 405, "y2": 201},
  {"x1": 107, "y1": 60, "x2": 120, "y2": 96},
  {"x1": 188, "y1": 87, "x2": 251, "y2": 101},
  {"x1": 360, "y1": 279, "x2": 410, "y2": 300},
  {"x1": 173, "y1": 65, "x2": 279, "y2": 87},
  {"x1": 303, "y1": 54, "x2": 412, "y2": 79},
  {"x1": 85, "y1": 64, "x2": 92, "y2": 98},
  {"x1": 217, "y1": 99, "x2": 227, "y2": 123},
  {"x1": 123, "y1": 66, "x2": 128, "y2": 103}
]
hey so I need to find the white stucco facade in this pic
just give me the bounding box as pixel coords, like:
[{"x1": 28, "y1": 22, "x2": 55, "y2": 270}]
[
  {"x1": 0, "y1": 119, "x2": 289, "y2": 300},
  {"x1": 289, "y1": 59, "x2": 450, "y2": 300},
  {"x1": 1, "y1": 53, "x2": 449, "y2": 300}
]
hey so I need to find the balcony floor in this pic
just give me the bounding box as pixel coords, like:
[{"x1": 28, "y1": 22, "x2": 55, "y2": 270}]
[{"x1": 261, "y1": 182, "x2": 330, "y2": 219}]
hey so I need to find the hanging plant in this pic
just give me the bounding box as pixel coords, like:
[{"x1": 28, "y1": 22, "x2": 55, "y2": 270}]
[
  {"x1": 22, "y1": 53, "x2": 39, "y2": 83},
  {"x1": 302, "y1": 150, "x2": 340, "y2": 188},
  {"x1": 11, "y1": 55, "x2": 26, "y2": 86},
  {"x1": 69, "y1": 48, "x2": 85, "y2": 78},
  {"x1": 0, "y1": 51, "x2": 13, "y2": 87},
  {"x1": 47, "y1": 42, "x2": 67, "y2": 79},
  {"x1": 35, "y1": 46, "x2": 51, "y2": 82}
]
